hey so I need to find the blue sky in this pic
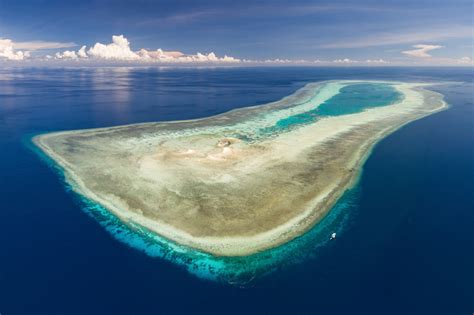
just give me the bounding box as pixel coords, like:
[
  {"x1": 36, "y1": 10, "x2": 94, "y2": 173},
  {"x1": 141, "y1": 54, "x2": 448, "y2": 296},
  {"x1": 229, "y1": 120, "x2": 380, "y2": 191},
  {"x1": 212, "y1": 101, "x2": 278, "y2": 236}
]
[{"x1": 0, "y1": 0, "x2": 472, "y2": 65}]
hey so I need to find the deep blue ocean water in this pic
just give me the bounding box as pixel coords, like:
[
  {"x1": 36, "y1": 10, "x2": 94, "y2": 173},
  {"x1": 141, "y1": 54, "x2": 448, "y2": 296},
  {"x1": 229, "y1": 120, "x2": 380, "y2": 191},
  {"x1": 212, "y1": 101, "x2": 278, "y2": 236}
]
[{"x1": 0, "y1": 67, "x2": 473, "y2": 314}]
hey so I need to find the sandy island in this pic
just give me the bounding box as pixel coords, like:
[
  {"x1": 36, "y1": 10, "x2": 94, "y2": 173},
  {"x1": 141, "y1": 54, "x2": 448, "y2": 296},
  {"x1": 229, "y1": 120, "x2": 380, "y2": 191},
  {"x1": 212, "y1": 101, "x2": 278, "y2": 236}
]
[{"x1": 33, "y1": 80, "x2": 447, "y2": 256}]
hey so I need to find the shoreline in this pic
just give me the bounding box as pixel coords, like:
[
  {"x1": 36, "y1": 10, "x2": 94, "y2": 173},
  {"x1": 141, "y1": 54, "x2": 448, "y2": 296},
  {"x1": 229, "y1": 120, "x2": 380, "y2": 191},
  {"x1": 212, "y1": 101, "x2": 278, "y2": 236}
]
[{"x1": 32, "y1": 81, "x2": 448, "y2": 257}]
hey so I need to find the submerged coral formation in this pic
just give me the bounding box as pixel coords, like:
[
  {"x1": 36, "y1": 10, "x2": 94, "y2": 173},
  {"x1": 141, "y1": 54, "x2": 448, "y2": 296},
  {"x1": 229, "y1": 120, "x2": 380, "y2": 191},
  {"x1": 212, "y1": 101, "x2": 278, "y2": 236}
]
[{"x1": 34, "y1": 80, "x2": 447, "y2": 256}]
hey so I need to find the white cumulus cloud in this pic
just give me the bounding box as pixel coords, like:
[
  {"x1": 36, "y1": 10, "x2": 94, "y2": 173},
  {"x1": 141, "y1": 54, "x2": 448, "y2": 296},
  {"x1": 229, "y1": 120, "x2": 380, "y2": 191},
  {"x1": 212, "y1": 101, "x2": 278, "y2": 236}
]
[
  {"x1": 55, "y1": 50, "x2": 78, "y2": 59},
  {"x1": 87, "y1": 35, "x2": 139, "y2": 60},
  {"x1": 55, "y1": 45, "x2": 88, "y2": 59},
  {"x1": 77, "y1": 45, "x2": 88, "y2": 58},
  {"x1": 0, "y1": 38, "x2": 30, "y2": 60},
  {"x1": 402, "y1": 44, "x2": 443, "y2": 58}
]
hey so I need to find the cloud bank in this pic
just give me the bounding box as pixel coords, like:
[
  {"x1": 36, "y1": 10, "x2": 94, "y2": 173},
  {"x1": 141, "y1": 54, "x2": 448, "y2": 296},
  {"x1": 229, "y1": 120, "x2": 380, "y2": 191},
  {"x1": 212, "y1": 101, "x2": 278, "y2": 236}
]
[
  {"x1": 55, "y1": 35, "x2": 241, "y2": 63},
  {"x1": 0, "y1": 37, "x2": 76, "y2": 60},
  {"x1": 333, "y1": 58, "x2": 358, "y2": 64}
]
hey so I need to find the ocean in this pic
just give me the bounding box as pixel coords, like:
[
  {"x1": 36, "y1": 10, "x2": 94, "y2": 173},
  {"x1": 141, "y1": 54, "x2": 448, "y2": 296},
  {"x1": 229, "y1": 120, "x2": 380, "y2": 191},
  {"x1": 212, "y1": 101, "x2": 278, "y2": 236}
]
[{"x1": 0, "y1": 66, "x2": 472, "y2": 314}]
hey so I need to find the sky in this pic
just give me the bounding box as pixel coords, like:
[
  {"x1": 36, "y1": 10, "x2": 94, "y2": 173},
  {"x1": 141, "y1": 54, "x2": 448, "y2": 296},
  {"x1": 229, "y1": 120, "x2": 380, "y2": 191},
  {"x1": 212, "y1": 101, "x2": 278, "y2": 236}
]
[{"x1": 0, "y1": 0, "x2": 473, "y2": 65}]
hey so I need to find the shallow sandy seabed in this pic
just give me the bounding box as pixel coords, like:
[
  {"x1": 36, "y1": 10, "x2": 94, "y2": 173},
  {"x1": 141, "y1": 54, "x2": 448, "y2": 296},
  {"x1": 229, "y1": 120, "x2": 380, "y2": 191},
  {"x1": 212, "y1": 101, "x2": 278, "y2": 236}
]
[{"x1": 34, "y1": 80, "x2": 447, "y2": 256}]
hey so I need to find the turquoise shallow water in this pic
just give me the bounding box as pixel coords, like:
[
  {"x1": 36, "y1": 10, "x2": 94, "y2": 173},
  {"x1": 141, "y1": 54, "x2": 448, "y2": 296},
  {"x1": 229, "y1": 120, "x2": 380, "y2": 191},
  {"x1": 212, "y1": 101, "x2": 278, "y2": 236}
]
[
  {"x1": 259, "y1": 83, "x2": 401, "y2": 137},
  {"x1": 317, "y1": 83, "x2": 402, "y2": 116},
  {"x1": 76, "y1": 177, "x2": 360, "y2": 284}
]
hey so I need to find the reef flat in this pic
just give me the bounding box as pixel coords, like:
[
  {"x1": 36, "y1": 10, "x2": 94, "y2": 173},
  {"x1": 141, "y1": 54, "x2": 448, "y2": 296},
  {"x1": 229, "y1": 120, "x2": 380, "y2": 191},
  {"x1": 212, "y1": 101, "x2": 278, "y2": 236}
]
[{"x1": 33, "y1": 80, "x2": 447, "y2": 256}]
